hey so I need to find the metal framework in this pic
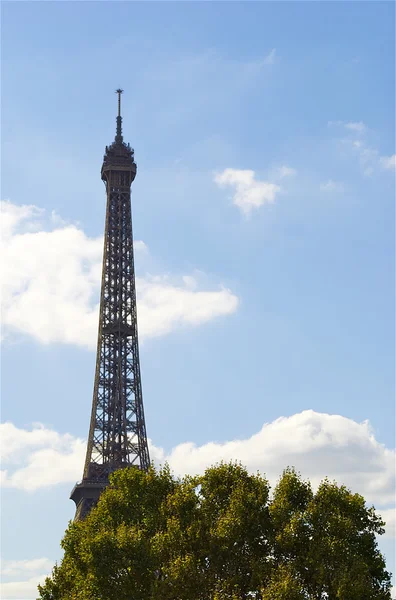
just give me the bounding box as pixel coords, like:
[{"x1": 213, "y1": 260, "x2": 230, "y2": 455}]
[{"x1": 71, "y1": 90, "x2": 150, "y2": 520}]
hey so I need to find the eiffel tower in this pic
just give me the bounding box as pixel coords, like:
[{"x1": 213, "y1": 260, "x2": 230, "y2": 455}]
[{"x1": 71, "y1": 90, "x2": 150, "y2": 520}]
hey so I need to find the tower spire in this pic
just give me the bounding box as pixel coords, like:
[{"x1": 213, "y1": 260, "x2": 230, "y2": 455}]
[
  {"x1": 115, "y1": 88, "x2": 123, "y2": 142},
  {"x1": 71, "y1": 91, "x2": 148, "y2": 521}
]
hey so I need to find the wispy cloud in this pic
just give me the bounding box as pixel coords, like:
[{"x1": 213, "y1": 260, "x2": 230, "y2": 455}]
[
  {"x1": 344, "y1": 121, "x2": 367, "y2": 134},
  {"x1": 380, "y1": 154, "x2": 396, "y2": 171},
  {"x1": 0, "y1": 201, "x2": 239, "y2": 349},
  {"x1": 276, "y1": 165, "x2": 297, "y2": 179},
  {"x1": 1, "y1": 558, "x2": 53, "y2": 578},
  {"x1": 328, "y1": 120, "x2": 367, "y2": 134},
  {"x1": 214, "y1": 168, "x2": 280, "y2": 216},
  {"x1": 263, "y1": 48, "x2": 276, "y2": 65},
  {"x1": 320, "y1": 179, "x2": 344, "y2": 193},
  {"x1": 328, "y1": 120, "x2": 394, "y2": 176},
  {"x1": 139, "y1": 48, "x2": 279, "y2": 132}
]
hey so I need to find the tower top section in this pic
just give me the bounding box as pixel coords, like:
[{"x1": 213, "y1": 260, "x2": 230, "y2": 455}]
[{"x1": 101, "y1": 89, "x2": 136, "y2": 182}]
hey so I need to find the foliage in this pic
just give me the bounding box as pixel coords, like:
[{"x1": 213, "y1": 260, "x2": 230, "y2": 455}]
[{"x1": 38, "y1": 463, "x2": 392, "y2": 600}]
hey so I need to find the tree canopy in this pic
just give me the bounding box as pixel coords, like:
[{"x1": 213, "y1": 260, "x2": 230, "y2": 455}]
[{"x1": 38, "y1": 463, "x2": 392, "y2": 600}]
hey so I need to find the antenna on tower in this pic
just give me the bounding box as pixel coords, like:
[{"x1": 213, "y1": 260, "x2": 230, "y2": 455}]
[
  {"x1": 115, "y1": 88, "x2": 124, "y2": 141},
  {"x1": 116, "y1": 88, "x2": 123, "y2": 116}
]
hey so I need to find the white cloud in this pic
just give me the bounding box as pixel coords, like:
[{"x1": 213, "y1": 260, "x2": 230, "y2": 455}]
[
  {"x1": 0, "y1": 574, "x2": 48, "y2": 600},
  {"x1": 277, "y1": 165, "x2": 297, "y2": 178},
  {"x1": 137, "y1": 276, "x2": 237, "y2": 339},
  {"x1": 0, "y1": 202, "x2": 43, "y2": 239},
  {"x1": 2, "y1": 411, "x2": 395, "y2": 517},
  {"x1": 214, "y1": 169, "x2": 280, "y2": 216},
  {"x1": 133, "y1": 240, "x2": 149, "y2": 252},
  {"x1": 152, "y1": 410, "x2": 395, "y2": 511},
  {"x1": 1, "y1": 558, "x2": 53, "y2": 577},
  {"x1": 0, "y1": 201, "x2": 238, "y2": 349},
  {"x1": 344, "y1": 121, "x2": 367, "y2": 134},
  {"x1": 0, "y1": 422, "x2": 85, "y2": 491},
  {"x1": 0, "y1": 558, "x2": 52, "y2": 600},
  {"x1": 328, "y1": 121, "x2": 367, "y2": 135},
  {"x1": 320, "y1": 179, "x2": 344, "y2": 193},
  {"x1": 380, "y1": 154, "x2": 396, "y2": 171},
  {"x1": 380, "y1": 508, "x2": 396, "y2": 539}
]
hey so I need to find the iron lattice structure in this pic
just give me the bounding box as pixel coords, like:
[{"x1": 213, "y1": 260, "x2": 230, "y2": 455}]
[{"x1": 71, "y1": 91, "x2": 150, "y2": 520}]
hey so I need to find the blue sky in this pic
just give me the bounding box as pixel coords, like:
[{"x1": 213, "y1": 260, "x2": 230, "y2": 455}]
[{"x1": 1, "y1": 2, "x2": 395, "y2": 598}]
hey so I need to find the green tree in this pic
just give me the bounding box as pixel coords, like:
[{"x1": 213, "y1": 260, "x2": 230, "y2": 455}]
[
  {"x1": 38, "y1": 463, "x2": 392, "y2": 600},
  {"x1": 269, "y1": 468, "x2": 391, "y2": 600}
]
